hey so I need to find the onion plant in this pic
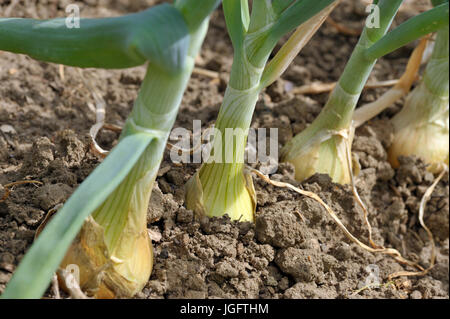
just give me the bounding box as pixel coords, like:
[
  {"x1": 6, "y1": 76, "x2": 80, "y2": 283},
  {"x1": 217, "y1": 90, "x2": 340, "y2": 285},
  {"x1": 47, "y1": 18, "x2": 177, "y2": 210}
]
[
  {"x1": 388, "y1": 1, "x2": 449, "y2": 173},
  {"x1": 280, "y1": 0, "x2": 449, "y2": 184},
  {"x1": 0, "y1": 0, "x2": 220, "y2": 299},
  {"x1": 185, "y1": 0, "x2": 339, "y2": 223}
]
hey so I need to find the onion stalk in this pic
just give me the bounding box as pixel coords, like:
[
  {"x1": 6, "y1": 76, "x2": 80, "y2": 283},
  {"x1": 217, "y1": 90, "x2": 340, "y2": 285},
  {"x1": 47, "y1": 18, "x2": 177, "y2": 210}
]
[{"x1": 185, "y1": 0, "x2": 338, "y2": 222}]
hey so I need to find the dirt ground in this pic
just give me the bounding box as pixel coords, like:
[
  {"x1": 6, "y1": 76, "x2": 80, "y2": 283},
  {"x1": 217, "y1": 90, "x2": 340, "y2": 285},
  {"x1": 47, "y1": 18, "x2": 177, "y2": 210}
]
[{"x1": 0, "y1": 0, "x2": 448, "y2": 299}]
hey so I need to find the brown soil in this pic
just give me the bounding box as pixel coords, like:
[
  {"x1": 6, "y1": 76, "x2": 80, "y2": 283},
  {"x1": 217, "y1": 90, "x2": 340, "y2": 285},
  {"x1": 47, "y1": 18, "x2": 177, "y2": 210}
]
[{"x1": 0, "y1": 0, "x2": 448, "y2": 299}]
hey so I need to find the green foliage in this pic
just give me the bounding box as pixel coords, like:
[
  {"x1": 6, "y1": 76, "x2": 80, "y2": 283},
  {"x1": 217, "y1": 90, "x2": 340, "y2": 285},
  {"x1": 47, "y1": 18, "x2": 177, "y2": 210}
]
[{"x1": 0, "y1": 4, "x2": 190, "y2": 73}]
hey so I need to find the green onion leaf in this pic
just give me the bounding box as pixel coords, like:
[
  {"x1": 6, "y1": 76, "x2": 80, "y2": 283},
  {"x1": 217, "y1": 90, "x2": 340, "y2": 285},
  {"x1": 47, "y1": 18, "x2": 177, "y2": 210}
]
[
  {"x1": 432, "y1": 0, "x2": 449, "y2": 7},
  {"x1": 248, "y1": 0, "x2": 275, "y2": 33},
  {"x1": 248, "y1": 0, "x2": 336, "y2": 65},
  {"x1": 365, "y1": 2, "x2": 449, "y2": 60}
]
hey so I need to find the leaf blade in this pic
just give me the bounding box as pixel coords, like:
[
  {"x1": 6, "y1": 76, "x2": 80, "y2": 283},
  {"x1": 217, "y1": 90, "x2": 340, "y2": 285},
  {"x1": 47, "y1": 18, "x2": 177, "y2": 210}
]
[{"x1": 365, "y1": 3, "x2": 449, "y2": 60}]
